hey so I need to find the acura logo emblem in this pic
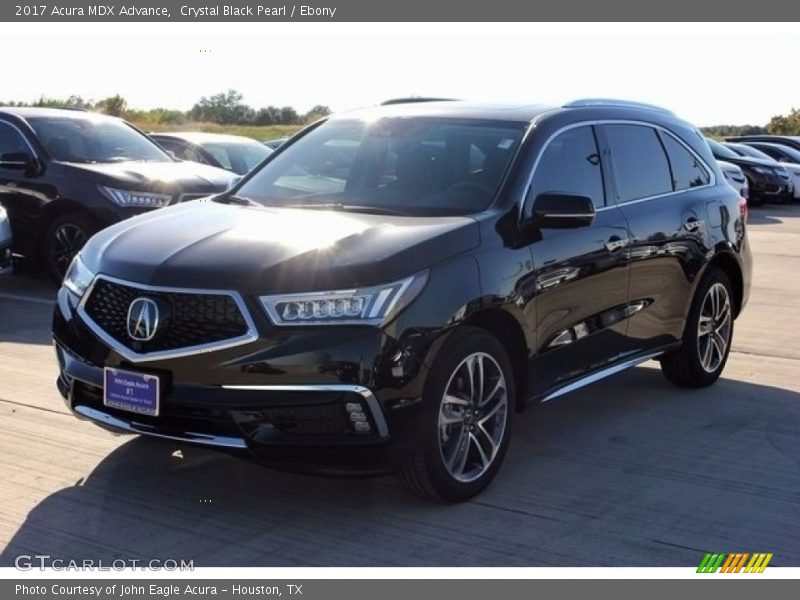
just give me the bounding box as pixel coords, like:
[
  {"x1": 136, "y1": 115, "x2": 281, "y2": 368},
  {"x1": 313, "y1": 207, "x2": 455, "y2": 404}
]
[{"x1": 127, "y1": 297, "x2": 160, "y2": 341}]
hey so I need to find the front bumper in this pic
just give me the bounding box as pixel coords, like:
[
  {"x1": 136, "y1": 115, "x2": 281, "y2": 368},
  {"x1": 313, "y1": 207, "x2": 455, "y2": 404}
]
[{"x1": 54, "y1": 285, "x2": 435, "y2": 475}]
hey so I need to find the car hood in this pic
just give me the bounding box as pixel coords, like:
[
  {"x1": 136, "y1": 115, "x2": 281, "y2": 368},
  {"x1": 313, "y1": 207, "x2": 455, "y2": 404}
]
[
  {"x1": 81, "y1": 201, "x2": 481, "y2": 293},
  {"x1": 717, "y1": 154, "x2": 780, "y2": 169},
  {"x1": 61, "y1": 160, "x2": 235, "y2": 194},
  {"x1": 716, "y1": 160, "x2": 741, "y2": 173}
]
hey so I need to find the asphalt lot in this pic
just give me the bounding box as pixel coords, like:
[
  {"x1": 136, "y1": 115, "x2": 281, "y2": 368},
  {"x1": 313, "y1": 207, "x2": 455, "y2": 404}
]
[{"x1": 1, "y1": 205, "x2": 799, "y2": 567}]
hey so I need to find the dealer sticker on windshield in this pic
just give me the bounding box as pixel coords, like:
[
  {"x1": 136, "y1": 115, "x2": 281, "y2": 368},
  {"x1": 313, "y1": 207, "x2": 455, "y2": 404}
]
[{"x1": 103, "y1": 367, "x2": 160, "y2": 417}]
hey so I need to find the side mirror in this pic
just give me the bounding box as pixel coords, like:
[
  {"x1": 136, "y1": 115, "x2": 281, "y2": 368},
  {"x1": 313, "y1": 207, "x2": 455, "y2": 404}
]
[
  {"x1": 0, "y1": 151, "x2": 36, "y2": 172},
  {"x1": 532, "y1": 193, "x2": 596, "y2": 229}
]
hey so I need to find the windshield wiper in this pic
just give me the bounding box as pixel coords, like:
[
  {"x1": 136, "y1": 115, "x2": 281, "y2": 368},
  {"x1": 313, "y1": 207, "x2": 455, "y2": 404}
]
[
  {"x1": 283, "y1": 203, "x2": 409, "y2": 216},
  {"x1": 213, "y1": 194, "x2": 260, "y2": 207}
]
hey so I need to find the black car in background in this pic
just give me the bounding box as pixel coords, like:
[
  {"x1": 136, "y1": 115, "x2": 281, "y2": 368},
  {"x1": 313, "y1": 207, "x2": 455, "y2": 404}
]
[
  {"x1": 0, "y1": 107, "x2": 235, "y2": 280},
  {"x1": 726, "y1": 134, "x2": 800, "y2": 153},
  {"x1": 706, "y1": 138, "x2": 792, "y2": 205},
  {"x1": 54, "y1": 99, "x2": 751, "y2": 501},
  {"x1": 150, "y1": 132, "x2": 273, "y2": 175},
  {"x1": 741, "y1": 140, "x2": 800, "y2": 165}
]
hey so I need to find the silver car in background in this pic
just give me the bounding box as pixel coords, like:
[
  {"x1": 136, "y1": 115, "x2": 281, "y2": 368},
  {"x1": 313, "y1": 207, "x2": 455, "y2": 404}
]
[
  {"x1": 0, "y1": 205, "x2": 12, "y2": 273},
  {"x1": 717, "y1": 160, "x2": 749, "y2": 200}
]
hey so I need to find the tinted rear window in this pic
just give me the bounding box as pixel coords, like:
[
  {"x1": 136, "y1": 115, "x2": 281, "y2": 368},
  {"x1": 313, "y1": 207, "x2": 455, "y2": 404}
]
[
  {"x1": 660, "y1": 132, "x2": 710, "y2": 191},
  {"x1": 605, "y1": 124, "x2": 672, "y2": 202}
]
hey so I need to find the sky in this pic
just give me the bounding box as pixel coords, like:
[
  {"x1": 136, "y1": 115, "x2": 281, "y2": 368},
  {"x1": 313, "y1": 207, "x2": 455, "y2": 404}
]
[{"x1": 0, "y1": 22, "x2": 797, "y2": 127}]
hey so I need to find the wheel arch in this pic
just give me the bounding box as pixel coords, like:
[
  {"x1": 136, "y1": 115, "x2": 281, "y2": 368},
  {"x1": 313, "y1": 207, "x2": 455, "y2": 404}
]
[
  {"x1": 706, "y1": 250, "x2": 744, "y2": 318},
  {"x1": 463, "y1": 307, "x2": 530, "y2": 411}
]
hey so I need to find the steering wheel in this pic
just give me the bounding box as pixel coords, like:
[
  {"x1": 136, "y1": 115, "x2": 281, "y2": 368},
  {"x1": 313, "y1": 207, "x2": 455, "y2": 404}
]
[{"x1": 446, "y1": 181, "x2": 494, "y2": 196}]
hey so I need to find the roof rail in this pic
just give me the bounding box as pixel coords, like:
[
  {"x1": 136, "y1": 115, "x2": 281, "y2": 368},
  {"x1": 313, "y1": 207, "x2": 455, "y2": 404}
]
[
  {"x1": 380, "y1": 97, "x2": 457, "y2": 106},
  {"x1": 564, "y1": 98, "x2": 674, "y2": 116}
]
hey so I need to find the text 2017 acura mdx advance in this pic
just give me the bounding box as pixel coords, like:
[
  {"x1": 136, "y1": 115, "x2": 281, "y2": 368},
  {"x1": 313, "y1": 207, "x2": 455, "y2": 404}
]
[
  {"x1": 53, "y1": 100, "x2": 752, "y2": 501},
  {"x1": 0, "y1": 107, "x2": 235, "y2": 280}
]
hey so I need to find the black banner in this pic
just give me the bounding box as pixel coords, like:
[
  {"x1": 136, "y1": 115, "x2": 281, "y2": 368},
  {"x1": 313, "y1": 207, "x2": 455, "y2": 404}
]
[{"x1": 3, "y1": 1, "x2": 800, "y2": 21}]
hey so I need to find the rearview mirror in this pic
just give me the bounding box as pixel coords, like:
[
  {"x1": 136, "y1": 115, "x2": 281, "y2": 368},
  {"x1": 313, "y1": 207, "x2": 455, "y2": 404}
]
[
  {"x1": 0, "y1": 151, "x2": 36, "y2": 172},
  {"x1": 532, "y1": 193, "x2": 596, "y2": 229}
]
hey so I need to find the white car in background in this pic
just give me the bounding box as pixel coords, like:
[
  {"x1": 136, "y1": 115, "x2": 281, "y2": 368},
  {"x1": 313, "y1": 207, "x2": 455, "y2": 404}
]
[
  {"x1": 717, "y1": 160, "x2": 749, "y2": 199},
  {"x1": 0, "y1": 205, "x2": 13, "y2": 274}
]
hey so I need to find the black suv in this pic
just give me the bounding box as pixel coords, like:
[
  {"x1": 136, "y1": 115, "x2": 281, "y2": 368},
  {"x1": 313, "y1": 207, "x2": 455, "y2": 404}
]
[
  {"x1": 0, "y1": 107, "x2": 235, "y2": 280},
  {"x1": 53, "y1": 99, "x2": 752, "y2": 501}
]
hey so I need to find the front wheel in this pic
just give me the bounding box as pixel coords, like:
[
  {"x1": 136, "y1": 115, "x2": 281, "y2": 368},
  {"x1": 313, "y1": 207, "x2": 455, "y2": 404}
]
[
  {"x1": 43, "y1": 213, "x2": 95, "y2": 283},
  {"x1": 660, "y1": 267, "x2": 734, "y2": 387},
  {"x1": 398, "y1": 326, "x2": 515, "y2": 502}
]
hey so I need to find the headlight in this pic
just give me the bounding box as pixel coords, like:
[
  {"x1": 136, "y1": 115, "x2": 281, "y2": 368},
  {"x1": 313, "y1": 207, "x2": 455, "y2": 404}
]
[
  {"x1": 752, "y1": 166, "x2": 770, "y2": 175},
  {"x1": 63, "y1": 254, "x2": 95, "y2": 298},
  {"x1": 260, "y1": 272, "x2": 428, "y2": 326},
  {"x1": 99, "y1": 186, "x2": 172, "y2": 208}
]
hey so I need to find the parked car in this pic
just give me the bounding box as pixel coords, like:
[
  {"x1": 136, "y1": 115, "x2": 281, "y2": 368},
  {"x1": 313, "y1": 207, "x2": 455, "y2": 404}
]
[
  {"x1": 726, "y1": 134, "x2": 800, "y2": 153},
  {"x1": 0, "y1": 204, "x2": 12, "y2": 274},
  {"x1": 717, "y1": 160, "x2": 749, "y2": 199},
  {"x1": 738, "y1": 141, "x2": 800, "y2": 200},
  {"x1": 0, "y1": 107, "x2": 235, "y2": 281},
  {"x1": 150, "y1": 132, "x2": 272, "y2": 176},
  {"x1": 53, "y1": 99, "x2": 751, "y2": 501},
  {"x1": 722, "y1": 142, "x2": 797, "y2": 202},
  {"x1": 263, "y1": 137, "x2": 288, "y2": 150},
  {"x1": 706, "y1": 138, "x2": 792, "y2": 205}
]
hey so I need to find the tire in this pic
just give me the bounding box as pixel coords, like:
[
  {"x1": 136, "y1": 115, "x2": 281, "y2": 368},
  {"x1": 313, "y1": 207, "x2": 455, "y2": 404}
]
[
  {"x1": 43, "y1": 213, "x2": 95, "y2": 284},
  {"x1": 660, "y1": 267, "x2": 734, "y2": 388},
  {"x1": 398, "y1": 326, "x2": 515, "y2": 502}
]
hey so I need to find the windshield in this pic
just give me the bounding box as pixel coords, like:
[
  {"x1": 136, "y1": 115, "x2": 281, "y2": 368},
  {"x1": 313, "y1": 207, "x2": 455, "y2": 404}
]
[
  {"x1": 729, "y1": 144, "x2": 773, "y2": 161},
  {"x1": 707, "y1": 139, "x2": 740, "y2": 160},
  {"x1": 235, "y1": 117, "x2": 526, "y2": 216},
  {"x1": 27, "y1": 116, "x2": 171, "y2": 163},
  {"x1": 202, "y1": 140, "x2": 272, "y2": 175}
]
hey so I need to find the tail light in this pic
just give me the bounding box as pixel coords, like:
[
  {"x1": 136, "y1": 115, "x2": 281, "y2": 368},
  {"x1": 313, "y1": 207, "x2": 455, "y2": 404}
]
[{"x1": 738, "y1": 196, "x2": 748, "y2": 223}]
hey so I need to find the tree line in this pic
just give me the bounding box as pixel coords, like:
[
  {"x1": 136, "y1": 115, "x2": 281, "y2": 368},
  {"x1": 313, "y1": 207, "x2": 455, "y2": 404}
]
[
  {"x1": 4, "y1": 92, "x2": 800, "y2": 135},
  {"x1": 0, "y1": 90, "x2": 331, "y2": 126},
  {"x1": 700, "y1": 108, "x2": 800, "y2": 137}
]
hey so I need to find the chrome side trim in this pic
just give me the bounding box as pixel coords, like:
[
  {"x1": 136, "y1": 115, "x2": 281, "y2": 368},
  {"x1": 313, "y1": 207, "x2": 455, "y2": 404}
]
[
  {"x1": 77, "y1": 274, "x2": 259, "y2": 363},
  {"x1": 220, "y1": 383, "x2": 390, "y2": 438},
  {"x1": 540, "y1": 351, "x2": 664, "y2": 403},
  {"x1": 73, "y1": 405, "x2": 248, "y2": 449}
]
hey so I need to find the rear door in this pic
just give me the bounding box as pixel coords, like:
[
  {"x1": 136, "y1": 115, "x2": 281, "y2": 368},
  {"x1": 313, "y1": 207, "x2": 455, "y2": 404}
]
[
  {"x1": 525, "y1": 125, "x2": 632, "y2": 396},
  {"x1": 601, "y1": 123, "x2": 714, "y2": 350}
]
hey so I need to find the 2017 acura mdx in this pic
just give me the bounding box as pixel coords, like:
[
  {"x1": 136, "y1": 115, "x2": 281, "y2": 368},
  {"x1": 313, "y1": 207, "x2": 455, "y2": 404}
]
[
  {"x1": 0, "y1": 107, "x2": 235, "y2": 280},
  {"x1": 53, "y1": 99, "x2": 752, "y2": 501}
]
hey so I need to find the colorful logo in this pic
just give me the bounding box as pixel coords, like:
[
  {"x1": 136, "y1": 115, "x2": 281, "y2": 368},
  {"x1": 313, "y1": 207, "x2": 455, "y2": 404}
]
[{"x1": 697, "y1": 552, "x2": 773, "y2": 573}]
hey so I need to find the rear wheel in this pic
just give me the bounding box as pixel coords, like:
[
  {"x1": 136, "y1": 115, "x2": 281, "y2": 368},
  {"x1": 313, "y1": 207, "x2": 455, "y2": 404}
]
[
  {"x1": 44, "y1": 213, "x2": 95, "y2": 283},
  {"x1": 660, "y1": 267, "x2": 734, "y2": 387},
  {"x1": 398, "y1": 326, "x2": 514, "y2": 502}
]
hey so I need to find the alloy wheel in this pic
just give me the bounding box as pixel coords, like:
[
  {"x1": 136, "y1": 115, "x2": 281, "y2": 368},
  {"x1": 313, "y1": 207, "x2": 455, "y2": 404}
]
[
  {"x1": 697, "y1": 282, "x2": 732, "y2": 373},
  {"x1": 49, "y1": 223, "x2": 87, "y2": 278},
  {"x1": 438, "y1": 352, "x2": 508, "y2": 483}
]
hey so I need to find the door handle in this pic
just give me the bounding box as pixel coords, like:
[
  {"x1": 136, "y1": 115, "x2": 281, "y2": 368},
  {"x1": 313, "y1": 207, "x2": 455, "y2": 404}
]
[
  {"x1": 604, "y1": 237, "x2": 630, "y2": 252},
  {"x1": 684, "y1": 218, "x2": 704, "y2": 232}
]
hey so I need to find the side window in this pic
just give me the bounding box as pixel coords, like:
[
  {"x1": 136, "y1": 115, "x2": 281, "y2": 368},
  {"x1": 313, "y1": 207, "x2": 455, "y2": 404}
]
[
  {"x1": 0, "y1": 122, "x2": 30, "y2": 156},
  {"x1": 527, "y1": 126, "x2": 605, "y2": 210},
  {"x1": 659, "y1": 132, "x2": 710, "y2": 190},
  {"x1": 604, "y1": 124, "x2": 673, "y2": 202}
]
